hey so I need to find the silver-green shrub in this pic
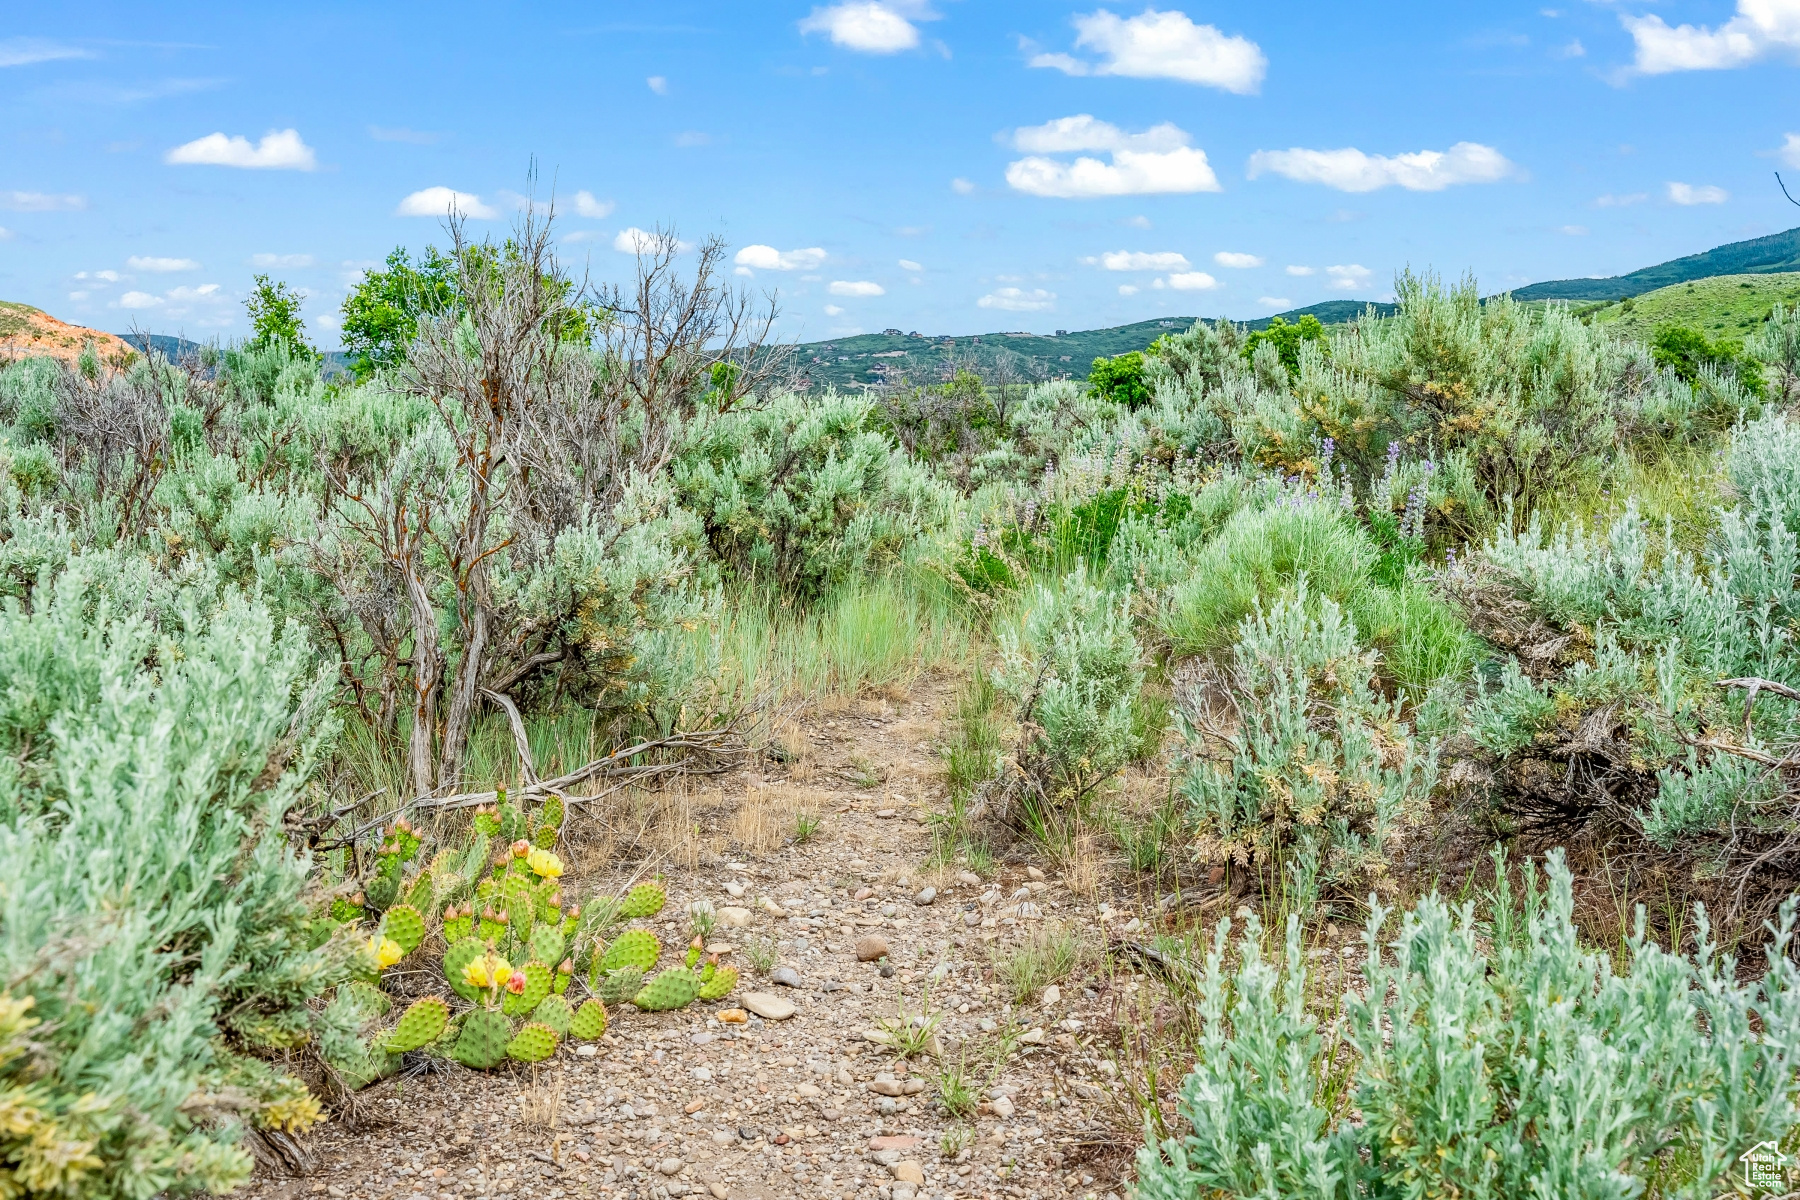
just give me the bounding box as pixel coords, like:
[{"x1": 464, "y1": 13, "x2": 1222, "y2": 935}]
[
  {"x1": 1137, "y1": 851, "x2": 1800, "y2": 1200},
  {"x1": 1178, "y1": 584, "x2": 1437, "y2": 908},
  {"x1": 996, "y1": 564, "x2": 1143, "y2": 801},
  {"x1": 0, "y1": 548, "x2": 341, "y2": 1197}
]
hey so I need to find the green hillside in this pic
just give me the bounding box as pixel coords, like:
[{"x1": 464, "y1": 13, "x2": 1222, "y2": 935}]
[
  {"x1": 786, "y1": 299, "x2": 1396, "y2": 391},
  {"x1": 1579, "y1": 272, "x2": 1800, "y2": 340},
  {"x1": 1511, "y1": 225, "x2": 1800, "y2": 303}
]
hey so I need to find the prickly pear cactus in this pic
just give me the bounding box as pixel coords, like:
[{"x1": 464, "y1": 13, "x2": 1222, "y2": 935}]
[
  {"x1": 384, "y1": 997, "x2": 450, "y2": 1053},
  {"x1": 596, "y1": 967, "x2": 645, "y2": 1006},
  {"x1": 502, "y1": 961, "x2": 553, "y2": 1017},
  {"x1": 618, "y1": 880, "x2": 667, "y2": 920},
  {"x1": 444, "y1": 937, "x2": 487, "y2": 1003},
  {"x1": 632, "y1": 968, "x2": 701, "y2": 1012},
  {"x1": 382, "y1": 904, "x2": 427, "y2": 956},
  {"x1": 506, "y1": 1021, "x2": 558, "y2": 1064},
  {"x1": 329, "y1": 893, "x2": 366, "y2": 923},
  {"x1": 343, "y1": 980, "x2": 392, "y2": 1017},
  {"x1": 599, "y1": 929, "x2": 660, "y2": 975},
  {"x1": 497, "y1": 799, "x2": 525, "y2": 844},
  {"x1": 697, "y1": 965, "x2": 739, "y2": 1002},
  {"x1": 531, "y1": 925, "x2": 566, "y2": 967},
  {"x1": 478, "y1": 906, "x2": 506, "y2": 942},
  {"x1": 684, "y1": 935, "x2": 705, "y2": 970},
  {"x1": 404, "y1": 870, "x2": 437, "y2": 917},
  {"x1": 553, "y1": 959, "x2": 573, "y2": 995},
  {"x1": 452, "y1": 1009, "x2": 513, "y2": 1070},
  {"x1": 532, "y1": 994, "x2": 574, "y2": 1038},
  {"x1": 473, "y1": 803, "x2": 502, "y2": 838},
  {"x1": 363, "y1": 870, "x2": 401, "y2": 913},
  {"x1": 444, "y1": 904, "x2": 474, "y2": 943},
  {"x1": 570, "y1": 999, "x2": 609, "y2": 1041},
  {"x1": 539, "y1": 793, "x2": 565, "y2": 833}
]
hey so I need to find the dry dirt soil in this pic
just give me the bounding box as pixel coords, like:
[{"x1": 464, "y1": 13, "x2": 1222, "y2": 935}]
[{"x1": 242, "y1": 679, "x2": 1167, "y2": 1200}]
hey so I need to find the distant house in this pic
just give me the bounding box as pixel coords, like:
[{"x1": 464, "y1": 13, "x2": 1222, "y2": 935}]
[
  {"x1": 1054, "y1": 329, "x2": 1068, "y2": 336},
  {"x1": 882, "y1": 328, "x2": 904, "y2": 336},
  {"x1": 907, "y1": 331, "x2": 922, "y2": 338}
]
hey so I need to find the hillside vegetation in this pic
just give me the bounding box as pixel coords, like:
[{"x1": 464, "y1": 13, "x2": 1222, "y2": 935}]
[
  {"x1": 1578, "y1": 270, "x2": 1800, "y2": 340},
  {"x1": 2, "y1": 219, "x2": 1799, "y2": 1199},
  {"x1": 1513, "y1": 223, "x2": 1800, "y2": 302}
]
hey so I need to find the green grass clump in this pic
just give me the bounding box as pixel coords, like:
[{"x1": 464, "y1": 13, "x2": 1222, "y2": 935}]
[
  {"x1": 1158, "y1": 502, "x2": 1375, "y2": 656},
  {"x1": 1586, "y1": 271, "x2": 1800, "y2": 341}
]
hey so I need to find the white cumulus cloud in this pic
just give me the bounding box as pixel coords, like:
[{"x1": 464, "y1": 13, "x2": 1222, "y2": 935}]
[
  {"x1": 799, "y1": 1, "x2": 935, "y2": 53},
  {"x1": 824, "y1": 304, "x2": 846, "y2": 316},
  {"x1": 397, "y1": 187, "x2": 500, "y2": 219},
  {"x1": 1030, "y1": 8, "x2": 1267, "y2": 95},
  {"x1": 118, "y1": 291, "x2": 162, "y2": 309},
  {"x1": 647, "y1": 75, "x2": 669, "y2": 94},
  {"x1": 736, "y1": 245, "x2": 829, "y2": 271},
  {"x1": 1118, "y1": 284, "x2": 1139, "y2": 295},
  {"x1": 1153, "y1": 271, "x2": 1219, "y2": 291},
  {"x1": 1327, "y1": 264, "x2": 1372, "y2": 290},
  {"x1": 1668, "y1": 181, "x2": 1728, "y2": 205},
  {"x1": 1214, "y1": 251, "x2": 1264, "y2": 268},
  {"x1": 1777, "y1": 132, "x2": 1800, "y2": 167},
  {"x1": 0, "y1": 227, "x2": 11, "y2": 240},
  {"x1": 1285, "y1": 265, "x2": 1316, "y2": 276},
  {"x1": 1248, "y1": 142, "x2": 1514, "y2": 192},
  {"x1": 573, "y1": 191, "x2": 615, "y2": 218},
  {"x1": 951, "y1": 177, "x2": 976, "y2": 194},
  {"x1": 1258, "y1": 296, "x2": 1291, "y2": 308},
  {"x1": 251, "y1": 253, "x2": 316, "y2": 268},
  {"x1": 829, "y1": 279, "x2": 885, "y2": 296},
  {"x1": 978, "y1": 287, "x2": 1056, "y2": 311},
  {"x1": 165, "y1": 128, "x2": 317, "y2": 170},
  {"x1": 127, "y1": 256, "x2": 199, "y2": 272},
  {"x1": 898, "y1": 258, "x2": 923, "y2": 271},
  {"x1": 1006, "y1": 114, "x2": 1220, "y2": 198},
  {"x1": 1622, "y1": 0, "x2": 1800, "y2": 74},
  {"x1": 1595, "y1": 192, "x2": 1649, "y2": 208},
  {"x1": 1, "y1": 191, "x2": 86, "y2": 211},
  {"x1": 1084, "y1": 250, "x2": 1190, "y2": 271},
  {"x1": 613, "y1": 227, "x2": 692, "y2": 254}
]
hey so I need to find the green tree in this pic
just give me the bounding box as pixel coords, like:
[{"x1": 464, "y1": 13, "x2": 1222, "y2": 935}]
[
  {"x1": 244, "y1": 274, "x2": 311, "y2": 353},
  {"x1": 338, "y1": 246, "x2": 459, "y2": 379},
  {"x1": 1088, "y1": 351, "x2": 1151, "y2": 408},
  {"x1": 1652, "y1": 322, "x2": 1767, "y2": 397},
  {"x1": 1241, "y1": 313, "x2": 1327, "y2": 377}
]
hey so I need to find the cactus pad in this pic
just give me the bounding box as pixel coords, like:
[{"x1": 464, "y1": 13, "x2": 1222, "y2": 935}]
[
  {"x1": 384, "y1": 997, "x2": 450, "y2": 1053},
  {"x1": 343, "y1": 980, "x2": 392, "y2": 1019},
  {"x1": 451, "y1": 1009, "x2": 513, "y2": 1070},
  {"x1": 382, "y1": 904, "x2": 426, "y2": 956},
  {"x1": 531, "y1": 925, "x2": 565, "y2": 967},
  {"x1": 552, "y1": 960, "x2": 573, "y2": 995},
  {"x1": 444, "y1": 913, "x2": 474, "y2": 943},
  {"x1": 632, "y1": 968, "x2": 701, "y2": 1012},
  {"x1": 570, "y1": 999, "x2": 609, "y2": 1041},
  {"x1": 596, "y1": 967, "x2": 645, "y2": 1006},
  {"x1": 502, "y1": 960, "x2": 553, "y2": 1016},
  {"x1": 618, "y1": 880, "x2": 667, "y2": 920},
  {"x1": 443, "y1": 937, "x2": 487, "y2": 1002},
  {"x1": 697, "y1": 965, "x2": 739, "y2": 1002},
  {"x1": 505, "y1": 891, "x2": 536, "y2": 939},
  {"x1": 363, "y1": 871, "x2": 400, "y2": 913},
  {"x1": 532, "y1": 993, "x2": 574, "y2": 1038},
  {"x1": 539, "y1": 793, "x2": 565, "y2": 833},
  {"x1": 598, "y1": 929, "x2": 660, "y2": 974},
  {"x1": 404, "y1": 871, "x2": 436, "y2": 916},
  {"x1": 505, "y1": 1021, "x2": 559, "y2": 1064},
  {"x1": 329, "y1": 895, "x2": 365, "y2": 923},
  {"x1": 533, "y1": 823, "x2": 559, "y2": 849}
]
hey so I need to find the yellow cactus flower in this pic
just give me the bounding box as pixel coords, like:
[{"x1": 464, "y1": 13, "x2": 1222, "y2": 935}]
[
  {"x1": 368, "y1": 936, "x2": 404, "y2": 969},
  {"x1": 463, "y1": 954, "x2": 513, "y2": 990},
  {"x1": 527, "y1": 848, "x2": 564, "y2": 879}
]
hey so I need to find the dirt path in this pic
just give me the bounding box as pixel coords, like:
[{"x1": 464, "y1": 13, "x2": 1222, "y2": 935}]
[{"x1": 243, "y1": 681, "x2": 1143, "y2": 1200}]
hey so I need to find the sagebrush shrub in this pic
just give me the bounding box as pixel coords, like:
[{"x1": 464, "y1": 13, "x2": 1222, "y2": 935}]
[
  {"x1": 0, "y1": 549, "x2": 341, "y2": 1198},
  {"x1": 1178, "y1": 585, "x2": 1436, "y2": 907},
  {"x1": 996, "y1": 564, "x2": 1143, "y2": 801},
  {"x1": 1136, "y1": 851, "x2": 1800, "y2": 1200}
]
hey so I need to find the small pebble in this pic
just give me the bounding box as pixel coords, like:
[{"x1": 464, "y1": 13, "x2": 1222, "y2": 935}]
[
  {"x1": 875, "y1": 808, "x2": 897, "y2": 819},
  {"x1": 724, "y1": 881, "x2": 747, "y2": 898},
  {"x1": 879, "y1": 963, "x2": 895, "y2": 978},
  {"x1": 956, "y1": 871, "x2": 981, "y2": 886},
  {"x1": 657, "y1": 1157, "x2": 684, "y2": 1176},
  {"x1": 771, "y1": 966, "x2": 802, "y2": 987},
  {"x1": 914, "y1": 887, "x2": 936, "y2": 906},
  {"x1": 855, "y1": 934, "x2": 889, "y2": 962},
  {"x1": 1042, "y1": 984, "x2": 1061, "y2": 1006},
  {"x1": 1026, "y1": 866, "x2": 1046, "y2": 881},
  {"x1": 718, "y1": 1008, "x2": 748, "y2": 1024},
  {"x1": 990, "y1": 1094, "x2": 1015, "y2": 1119}
]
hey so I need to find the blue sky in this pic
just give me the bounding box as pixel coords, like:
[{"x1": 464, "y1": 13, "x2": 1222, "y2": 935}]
[{"x1": 3, "y1": 1, "x2": 1799, "y2": 347}]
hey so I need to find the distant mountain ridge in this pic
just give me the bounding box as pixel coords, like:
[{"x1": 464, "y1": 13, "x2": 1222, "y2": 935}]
[{"x1": 1509, "y1": 226, "x2": 1800, "y2": 303}]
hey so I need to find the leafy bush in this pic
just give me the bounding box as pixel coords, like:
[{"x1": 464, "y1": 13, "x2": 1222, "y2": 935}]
[
  {"x1": 1178, "y1": 586, "x2": 1437, "y2": 908},
  {"x1": 1088, "y1": 351, "x2": 1150, "y2": 408},
  {"x1": 1240, "y1": 312, "x2": 1327, "y2": 378},
  {"x1": 0, "y1": 550, "x2": 341, "y2": 1198},
  {"x1": 676, "y1": 389, "x2": 951, "y2": 599},
  {"x1": 1652, "y1": 322, "x2": 1766, "y2": 398},
  {"x1": 997, "y1": 565, "x2": 1144, "y2": 802},
  {"x1": 1136, "y1": 851, "x2": 1800, "y2": 1200}
]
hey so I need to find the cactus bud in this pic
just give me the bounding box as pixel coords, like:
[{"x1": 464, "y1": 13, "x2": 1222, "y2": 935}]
[
  {"x1": 568, "y1": 904, "x2": 581, "y2": 920},
  {"x1": 558, "y1": 958, "x2": 574, "y2": 974},
  {"x1": 351, "y1": 892, "x2": 365, "y2": 907},
  {"x1": 505, "y1": 972, "x2": 526, "y2": 994},
  {"x1": 511, "y1": 839, "x2": 531, "y2": 858},
  {"x1": 445, "y1": 905, "x2": 458, "y2": 921}
]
